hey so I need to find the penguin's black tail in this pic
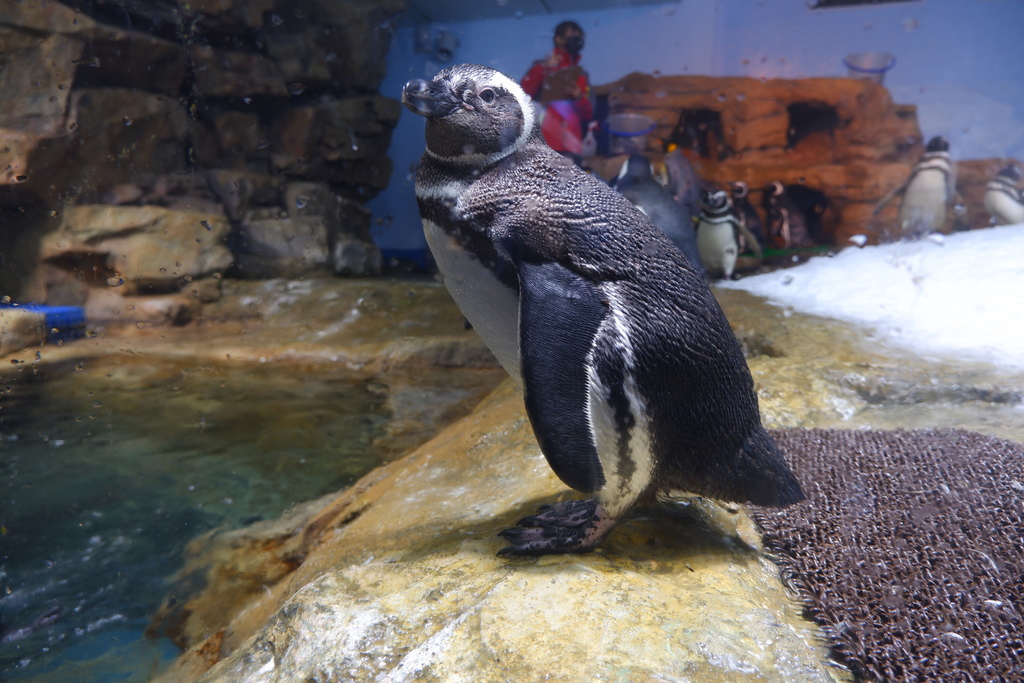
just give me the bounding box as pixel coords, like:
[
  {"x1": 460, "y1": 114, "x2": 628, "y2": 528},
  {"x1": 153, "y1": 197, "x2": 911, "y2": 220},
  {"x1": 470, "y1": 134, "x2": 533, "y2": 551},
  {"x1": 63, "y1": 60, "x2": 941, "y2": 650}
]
[{"x1": 737, "y1": 426, "x2": 805, "y2": 506}]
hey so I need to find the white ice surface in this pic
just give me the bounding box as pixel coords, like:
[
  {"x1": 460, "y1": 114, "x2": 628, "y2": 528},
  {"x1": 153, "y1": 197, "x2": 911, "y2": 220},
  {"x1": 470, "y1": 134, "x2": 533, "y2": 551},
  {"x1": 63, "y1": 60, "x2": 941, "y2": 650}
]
[{"x1": 719, "y1": 225, "x2": 1024, "y2": 369}]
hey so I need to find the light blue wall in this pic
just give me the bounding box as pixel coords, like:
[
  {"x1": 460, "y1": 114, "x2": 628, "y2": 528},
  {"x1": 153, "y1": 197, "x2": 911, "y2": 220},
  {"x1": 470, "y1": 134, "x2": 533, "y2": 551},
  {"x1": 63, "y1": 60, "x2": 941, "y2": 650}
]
[{"x1": 370, "y1": 0, "x2": 1024, "y2": 253}]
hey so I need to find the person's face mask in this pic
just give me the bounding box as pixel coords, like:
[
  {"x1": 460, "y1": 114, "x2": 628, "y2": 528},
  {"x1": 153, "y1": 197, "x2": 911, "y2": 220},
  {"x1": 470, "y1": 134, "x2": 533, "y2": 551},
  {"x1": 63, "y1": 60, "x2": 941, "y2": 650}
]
[{"x1": 564, "y1": 35, "x2": 584, "y2": 56}]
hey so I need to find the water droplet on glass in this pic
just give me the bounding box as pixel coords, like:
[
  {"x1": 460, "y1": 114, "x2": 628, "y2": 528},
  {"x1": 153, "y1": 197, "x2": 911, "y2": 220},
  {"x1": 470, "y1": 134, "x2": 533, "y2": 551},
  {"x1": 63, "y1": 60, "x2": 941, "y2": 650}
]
[
  {"x1": 295, "y1": 195, "x2": 309, "y2": 209},
  {"x1": 243, "y1": 97, "x2": 252, "y2": 104},
  {"x1": 122, "y1": 116, "x2": 133, "y2": 126},
  {"x1": 106, "y1": 276, "x2": 125, "y2": 287},
  {"x1": 514, "y1": 10, "x2": 524, "y2": 18},
  {"x1": 288, "y1": 82, "x2": 306, "y2": 95},
  {"x1": 270, "y1": 13, "x2": 283, "y2": 27},
  {"x1": 201, "y1": 219, "x2": 213, "y2": 231}
]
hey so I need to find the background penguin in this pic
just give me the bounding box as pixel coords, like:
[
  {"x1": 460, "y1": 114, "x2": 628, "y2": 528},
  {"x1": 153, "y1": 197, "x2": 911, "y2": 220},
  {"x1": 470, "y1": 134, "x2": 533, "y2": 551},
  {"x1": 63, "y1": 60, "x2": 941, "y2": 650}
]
[
  {"x1": 784, "y1": 183, "x2": 830, "y2": 244},
  {"x1": 873, "y1": 135, "x2": 959, "y2": 239},
  {"x1": 696, "y1": 188, "x2": 758, "y2": 279},
  {"x1": 728, "y1": 180, "x2": 765, "y2": 248},
  {"x1": 984, "y1": 164, "x2": 1024, "y2": 225},
  {"x1": 402, "y1": 63, "x2": 802, "y2": 556},
  {"x1": 662, "y1": 146, "x2": 702, "y2": 225},
  {"x1": 762, "y1": 180, "x2": 810, "y2": 248},
  {"x1": 611, "y1": 154, "x2": 703, "y2": 272}
]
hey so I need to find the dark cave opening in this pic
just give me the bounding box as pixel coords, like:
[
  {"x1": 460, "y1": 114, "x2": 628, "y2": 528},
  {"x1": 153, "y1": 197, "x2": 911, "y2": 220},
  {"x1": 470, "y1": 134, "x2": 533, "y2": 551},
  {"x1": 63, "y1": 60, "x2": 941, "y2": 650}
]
[
  {"x1": 666, "y1": 108, "x2": 731, "y2": 160},
  {"x1": 786, "y1": 101, "x2": 841, "y2": 149}
]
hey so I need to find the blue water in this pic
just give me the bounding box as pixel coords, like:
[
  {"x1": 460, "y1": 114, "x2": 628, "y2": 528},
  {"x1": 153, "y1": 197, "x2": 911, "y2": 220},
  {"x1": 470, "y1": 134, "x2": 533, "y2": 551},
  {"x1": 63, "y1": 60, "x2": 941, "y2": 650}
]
[{"x1": 0, "y1": 353, "x2": 497, "y2": 680}]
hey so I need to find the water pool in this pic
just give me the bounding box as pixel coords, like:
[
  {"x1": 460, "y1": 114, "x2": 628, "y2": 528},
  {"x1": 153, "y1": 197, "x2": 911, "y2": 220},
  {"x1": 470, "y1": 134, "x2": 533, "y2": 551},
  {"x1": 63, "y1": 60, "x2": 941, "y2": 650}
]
[{"x1": 0, "y1": 350, "x2": 502, "y2": 681}]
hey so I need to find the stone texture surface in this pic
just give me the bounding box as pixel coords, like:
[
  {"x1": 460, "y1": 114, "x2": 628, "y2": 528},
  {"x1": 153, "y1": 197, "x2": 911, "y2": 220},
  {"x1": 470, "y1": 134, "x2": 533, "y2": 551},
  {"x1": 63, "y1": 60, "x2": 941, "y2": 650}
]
[
  {"x1": 40, "y1": 205, "x2": 233, "y2": 297},
  {"x1": 153, "y1": 381, "x2": 841, "y2": 683},
  {"x1": 0, "y1": 306, "x2": 46, "y2": 355},
  {"x1": 1, "y1": 0, "x2": 404, "y2": 307}
]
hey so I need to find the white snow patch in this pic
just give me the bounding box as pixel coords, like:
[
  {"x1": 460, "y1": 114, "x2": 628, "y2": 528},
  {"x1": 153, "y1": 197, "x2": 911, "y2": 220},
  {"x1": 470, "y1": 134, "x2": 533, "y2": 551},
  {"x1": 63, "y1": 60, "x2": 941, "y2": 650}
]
[{"x1": 720, "y1": 225, "x2": 1024, "y2": 369}]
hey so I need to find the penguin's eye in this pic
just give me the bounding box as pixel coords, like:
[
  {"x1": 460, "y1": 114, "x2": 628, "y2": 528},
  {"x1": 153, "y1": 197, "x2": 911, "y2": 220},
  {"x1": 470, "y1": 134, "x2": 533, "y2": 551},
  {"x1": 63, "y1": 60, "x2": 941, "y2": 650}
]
[{"x1": 479, "y1": 88, "x2": 496, "y2": 103}]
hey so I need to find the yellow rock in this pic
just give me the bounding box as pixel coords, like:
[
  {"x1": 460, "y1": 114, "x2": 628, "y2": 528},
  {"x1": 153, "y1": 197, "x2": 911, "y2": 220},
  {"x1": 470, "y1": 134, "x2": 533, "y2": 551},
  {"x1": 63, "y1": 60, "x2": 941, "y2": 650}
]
[{"x1": 155, "y1": 381, "x2": 844, "y2": 682}]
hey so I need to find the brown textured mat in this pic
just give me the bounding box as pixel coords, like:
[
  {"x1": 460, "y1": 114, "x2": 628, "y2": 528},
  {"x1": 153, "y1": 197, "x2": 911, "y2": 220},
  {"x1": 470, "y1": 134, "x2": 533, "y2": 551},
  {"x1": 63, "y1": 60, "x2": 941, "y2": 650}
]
[{"x1": 754, "y1": 429, "x2": 1024, "y2": 682}]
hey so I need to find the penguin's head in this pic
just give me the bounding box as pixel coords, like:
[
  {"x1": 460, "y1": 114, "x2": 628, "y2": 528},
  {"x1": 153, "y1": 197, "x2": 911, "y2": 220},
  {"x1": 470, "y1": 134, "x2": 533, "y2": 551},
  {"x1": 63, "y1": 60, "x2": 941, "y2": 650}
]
[
  {"x1": 924, "y1": 136, "x2": 949, "y2": 153},
  {"x1": 402, "y1": 63, "x2": 536, "y2": 166},
  {"x1": 701, "y1": 189, "x2": 730, "y2": 212},
  {"x1": 997, "y1": 164, "x2": 1020, "y2": 182},
  {"x1": 729, "y1": 180, "x2": 749, "y2": 199},
  {"x1": 612, "y1": 154, "x2": 654, "y2": 189}
]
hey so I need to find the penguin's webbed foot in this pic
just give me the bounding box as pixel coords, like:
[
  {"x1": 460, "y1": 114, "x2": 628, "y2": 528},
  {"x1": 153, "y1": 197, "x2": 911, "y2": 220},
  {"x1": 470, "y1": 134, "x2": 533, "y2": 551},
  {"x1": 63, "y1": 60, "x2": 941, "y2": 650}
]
[{"x1": 497, "y1": 499, "x2": 619, "y2": 557}]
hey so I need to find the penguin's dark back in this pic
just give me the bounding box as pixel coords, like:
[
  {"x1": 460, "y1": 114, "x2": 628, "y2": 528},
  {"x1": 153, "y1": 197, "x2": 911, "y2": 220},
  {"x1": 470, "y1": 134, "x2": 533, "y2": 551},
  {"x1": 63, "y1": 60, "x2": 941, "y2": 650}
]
[
  {"x1": 508, "y1": 149, "x2": 767, "y2": 492},
  {"x1": 421, "y1": 133, "x2": 775, "y2": 504}
]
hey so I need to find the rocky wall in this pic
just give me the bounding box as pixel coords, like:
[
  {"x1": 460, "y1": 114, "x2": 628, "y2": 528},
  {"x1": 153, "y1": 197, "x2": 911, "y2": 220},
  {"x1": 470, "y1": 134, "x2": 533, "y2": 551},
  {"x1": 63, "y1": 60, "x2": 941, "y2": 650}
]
[
  {"x1": 592, "y1": 73, "x2": 1018, "y2": 246},
  {"x1": 0, "y1": 0, "x2": 405, "y2": 316}
]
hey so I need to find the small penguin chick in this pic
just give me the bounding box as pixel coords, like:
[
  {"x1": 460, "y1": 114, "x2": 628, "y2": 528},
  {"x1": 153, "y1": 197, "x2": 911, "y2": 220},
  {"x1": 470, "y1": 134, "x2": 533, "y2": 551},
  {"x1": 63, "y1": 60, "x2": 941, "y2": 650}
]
[{"x1": 403, "y1": 64, "x2": 803, "y2": 557}]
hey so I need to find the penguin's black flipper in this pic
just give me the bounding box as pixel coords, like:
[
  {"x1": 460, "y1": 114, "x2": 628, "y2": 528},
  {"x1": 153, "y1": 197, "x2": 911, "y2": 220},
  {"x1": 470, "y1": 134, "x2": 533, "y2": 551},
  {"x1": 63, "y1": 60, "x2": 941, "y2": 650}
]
[
  {"x1": 516, "y1": 259, "x2": 607, "y2": 494},
  {"x1": 497, "y1": 499, "x2": 619, "y2": 556}
]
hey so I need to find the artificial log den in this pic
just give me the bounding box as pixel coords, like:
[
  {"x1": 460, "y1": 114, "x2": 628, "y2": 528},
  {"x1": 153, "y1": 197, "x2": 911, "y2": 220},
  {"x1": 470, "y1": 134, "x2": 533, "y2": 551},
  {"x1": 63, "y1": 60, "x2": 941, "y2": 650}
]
[{"x1": 591, "y1": 72, "x2": 1009, "y2": 246}]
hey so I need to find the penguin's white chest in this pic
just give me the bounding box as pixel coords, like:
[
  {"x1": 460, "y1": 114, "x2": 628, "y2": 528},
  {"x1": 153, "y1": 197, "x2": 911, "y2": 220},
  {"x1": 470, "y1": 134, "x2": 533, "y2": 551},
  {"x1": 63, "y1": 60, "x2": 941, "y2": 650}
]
[
  {"x1": 422, "y1": 218, "x2": 522, "y2": 384},
  {"x1": 901, "y1": 169, "x2": 949, "y2": 232},
  {"x1": 697, "y1": 221, "x2": 738, "y2": 276},
  {"x1": 984, "y1": 188, "x2": 1024, "y2": 225}
]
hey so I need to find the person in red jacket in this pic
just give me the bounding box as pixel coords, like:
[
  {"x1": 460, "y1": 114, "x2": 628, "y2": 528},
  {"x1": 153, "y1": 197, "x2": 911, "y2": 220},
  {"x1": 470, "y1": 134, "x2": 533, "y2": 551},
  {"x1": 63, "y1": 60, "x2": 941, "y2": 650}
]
[{"x1": 521, "y1": 21, "x2": 593, "y2": 157}]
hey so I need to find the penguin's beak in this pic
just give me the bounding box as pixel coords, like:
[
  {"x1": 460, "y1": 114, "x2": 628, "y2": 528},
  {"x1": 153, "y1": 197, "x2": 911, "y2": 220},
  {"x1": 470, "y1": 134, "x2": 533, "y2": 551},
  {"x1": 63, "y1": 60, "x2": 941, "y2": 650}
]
[{"x1": 402, "y1": 78, "x2": 460, "y2": 118}]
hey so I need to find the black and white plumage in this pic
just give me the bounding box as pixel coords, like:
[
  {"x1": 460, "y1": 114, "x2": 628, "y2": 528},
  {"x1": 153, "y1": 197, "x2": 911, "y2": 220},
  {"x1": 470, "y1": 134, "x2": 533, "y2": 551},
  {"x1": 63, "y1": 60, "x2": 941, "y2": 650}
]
[
  {"x1": 784, "y1": 183, "x2": 830, "y2": 244},
  {"x1": 728, "y1": 180, "x2": 765, "y2": 249},
  {"x1": 763, "y1": 180, "x2": 810, "y2": 248},
  {"x1": 402, "y1": 64, "x2": 802, "y2": 556},
  {"x1": 984, "y1": 164, "x2": 1024, "y2": 226},
  {"x1": 696, "y1": 189, "x2": 761, "y2": 279},
  {"x1": 874, "y1": 136, "x2": 958, "y2": 239},
  {"x1": 611, "y1": 154, "x2": 704, "y2": 273}
]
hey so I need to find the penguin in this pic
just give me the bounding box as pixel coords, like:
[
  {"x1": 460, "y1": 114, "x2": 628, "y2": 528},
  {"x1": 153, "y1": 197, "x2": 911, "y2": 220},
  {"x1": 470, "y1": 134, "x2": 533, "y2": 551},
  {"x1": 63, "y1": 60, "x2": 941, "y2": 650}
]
[
  {"x1": 873, "y1": 135, "x2": 959, "y2": 239},
  {"x1": 763, "y1": 181, "x2": 810, "y2": 248},
  {"x1": 611, "y1": 154, "x2": 703, "y2": 272},
  {"x1": 663, "y1": 147, "x2": 702, "y2": 226},
  {"x1": 695, "y1": 189, "x2": 759, "y2": 279},
  {"x1": 728, "y1": 180, "x2": 765, "y2": 248},
  {"x1": 983, "y1": 164, "x2": 1024, "y2": 226},
  {"x1": 784, "y1": 183, "x2": 830, "y2": 244},
  {"x1": 402, "y1": 63, "x2": 802, "y2": 556}
]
